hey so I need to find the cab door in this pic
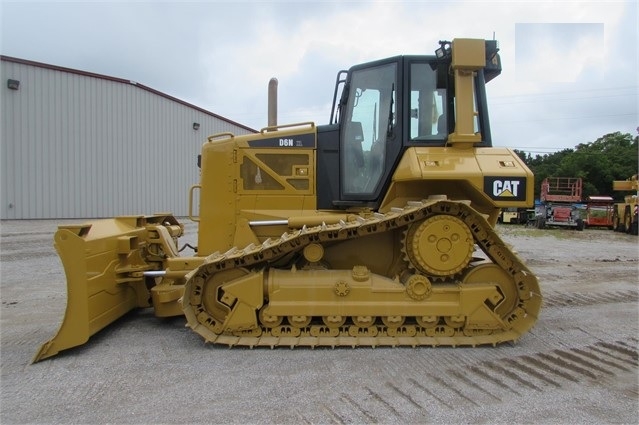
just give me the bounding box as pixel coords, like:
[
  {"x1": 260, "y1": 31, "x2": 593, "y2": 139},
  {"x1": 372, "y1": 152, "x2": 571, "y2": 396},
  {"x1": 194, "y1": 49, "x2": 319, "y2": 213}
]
[{"x1": 339, "y1": 60, "x2": 402, "y2": 205}]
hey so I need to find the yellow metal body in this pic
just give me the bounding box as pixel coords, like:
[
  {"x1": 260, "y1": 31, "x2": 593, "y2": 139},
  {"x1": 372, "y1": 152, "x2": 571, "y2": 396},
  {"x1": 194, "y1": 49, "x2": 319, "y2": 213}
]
[
  {"x1": 35, "y1": 38, "x2": 541, "y2": 361},
  {"x1": 192, "y1": 129, "x2": 533, "y2": 257},
  {"x1": 34, "y1": 215, "x2": 183, "y2": 362},
  {"x1": 196, "y1": 124, "x2": 319, "y2": 256},
  {"x1": 448, "y1": 39, "x2": 485, "y2": 145},
  {"x1": 383, "y1": 146, "x2": 534, "y2": 216}
]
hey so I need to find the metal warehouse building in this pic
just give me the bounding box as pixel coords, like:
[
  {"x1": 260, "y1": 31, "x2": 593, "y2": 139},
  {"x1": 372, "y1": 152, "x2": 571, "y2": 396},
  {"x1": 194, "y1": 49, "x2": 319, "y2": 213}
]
[{"x1": 1, "y1": 56, "x2": 255, "y2": 219}]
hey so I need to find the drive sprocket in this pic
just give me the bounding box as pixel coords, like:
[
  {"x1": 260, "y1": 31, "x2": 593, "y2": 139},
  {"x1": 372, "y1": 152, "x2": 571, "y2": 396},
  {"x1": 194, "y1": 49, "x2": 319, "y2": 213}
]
[{"x1": 404, "y1": 215, "x2": 474, "y2": 277}]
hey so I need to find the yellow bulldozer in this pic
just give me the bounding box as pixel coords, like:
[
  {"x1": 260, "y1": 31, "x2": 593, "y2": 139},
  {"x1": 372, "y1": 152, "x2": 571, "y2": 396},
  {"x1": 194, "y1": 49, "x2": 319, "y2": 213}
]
[
  {"x1": 34, "y1": 38, "x2": 541, "y2": 362},
  {"x1": 612, "y1": 174, "x2": 639, "y2": 235}
]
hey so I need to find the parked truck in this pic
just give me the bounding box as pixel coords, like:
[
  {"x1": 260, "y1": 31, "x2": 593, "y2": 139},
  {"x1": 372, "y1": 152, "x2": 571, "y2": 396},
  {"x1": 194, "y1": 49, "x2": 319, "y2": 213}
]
[
  {"x1": 536, "y1": 177, "x2": 584, "y2": 230},
  {"x1": 612, "y1": 175, "x2": 638, "y2": 235}
]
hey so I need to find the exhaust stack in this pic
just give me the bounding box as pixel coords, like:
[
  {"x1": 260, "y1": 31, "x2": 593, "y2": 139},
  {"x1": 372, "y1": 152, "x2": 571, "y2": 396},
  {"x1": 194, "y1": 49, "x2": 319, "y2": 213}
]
[{"x1": 268, "y1": 77, "x2": 278, "y2": 127}]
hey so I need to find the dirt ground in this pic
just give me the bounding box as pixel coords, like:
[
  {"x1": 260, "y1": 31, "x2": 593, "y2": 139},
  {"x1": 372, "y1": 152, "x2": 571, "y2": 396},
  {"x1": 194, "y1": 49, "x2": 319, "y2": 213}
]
[{"x1": 1, "y1": 219, "x2": 638, "y2": 424}]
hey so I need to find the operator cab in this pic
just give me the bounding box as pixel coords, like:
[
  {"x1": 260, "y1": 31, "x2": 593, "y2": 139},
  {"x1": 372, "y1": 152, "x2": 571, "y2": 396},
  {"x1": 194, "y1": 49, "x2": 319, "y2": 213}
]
[{"x1": 316, "y1": 40, "x2": 501, "y2": 209}]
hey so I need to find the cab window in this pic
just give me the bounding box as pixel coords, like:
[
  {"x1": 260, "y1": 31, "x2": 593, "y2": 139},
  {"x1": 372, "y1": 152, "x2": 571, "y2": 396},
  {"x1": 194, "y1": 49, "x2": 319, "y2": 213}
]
[
  {"x1": 410, "y1": 63, "x2": 447, "y2": 140},
  {"x1": 342, "y1": 62, "x2": 396, "y2": 195}
]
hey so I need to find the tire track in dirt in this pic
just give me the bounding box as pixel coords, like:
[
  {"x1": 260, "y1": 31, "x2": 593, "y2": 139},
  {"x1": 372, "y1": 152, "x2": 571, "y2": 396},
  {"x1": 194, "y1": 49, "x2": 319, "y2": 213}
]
[
  {"x1": 312, "y1": 327, "x2": 639, "y2": 423},
  {"x1": 324, "y1": 340, "x2": 638, "y2": 422},
  {"x1": 320, "y1": 284, "x2": 639, "y2": 423},
  {"x1": 341, "y1": 392, "x2": 378, "y2": 423},
  {"x1": 542, "y1": 290, "x2": 638, "y2": 308}
]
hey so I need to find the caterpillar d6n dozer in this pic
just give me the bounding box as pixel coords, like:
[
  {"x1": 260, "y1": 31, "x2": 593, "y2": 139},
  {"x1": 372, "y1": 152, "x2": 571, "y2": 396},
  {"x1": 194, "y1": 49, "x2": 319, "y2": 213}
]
[{"x1": 34, "y1": 38, "x2": 541, "y2": 362}]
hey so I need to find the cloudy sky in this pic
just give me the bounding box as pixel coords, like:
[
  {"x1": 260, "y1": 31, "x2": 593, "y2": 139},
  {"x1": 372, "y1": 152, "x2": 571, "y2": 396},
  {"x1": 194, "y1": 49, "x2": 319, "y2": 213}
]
[{"x1": 1, "y1": 0, "x2": 637, "y2": 155}]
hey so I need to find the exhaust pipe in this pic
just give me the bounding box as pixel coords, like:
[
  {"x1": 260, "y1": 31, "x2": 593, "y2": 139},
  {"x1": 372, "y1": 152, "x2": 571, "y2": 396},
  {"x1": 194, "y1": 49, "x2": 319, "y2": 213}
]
[{"x1": 268, "y1": 77, "x2": 278, "y2": 128}]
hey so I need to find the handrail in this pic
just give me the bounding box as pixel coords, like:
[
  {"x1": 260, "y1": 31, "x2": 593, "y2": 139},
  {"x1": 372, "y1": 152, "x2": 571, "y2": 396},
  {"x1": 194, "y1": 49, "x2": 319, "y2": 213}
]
[
  {"x1": 207, "y1": 132, "x2": 235, "y2": 143},
  {"x1": 260, "y1": 122, "x2": 315, "y2": 134},
  {"x1": 188, "y1": 185, "x2": 201, "y2": 222}
]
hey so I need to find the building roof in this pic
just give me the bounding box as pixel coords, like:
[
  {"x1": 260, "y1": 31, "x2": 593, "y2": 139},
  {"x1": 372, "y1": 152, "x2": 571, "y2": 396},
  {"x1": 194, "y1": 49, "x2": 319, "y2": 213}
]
[{"x1": 1, "y1": 55, "x2": 256, "y2": 133}]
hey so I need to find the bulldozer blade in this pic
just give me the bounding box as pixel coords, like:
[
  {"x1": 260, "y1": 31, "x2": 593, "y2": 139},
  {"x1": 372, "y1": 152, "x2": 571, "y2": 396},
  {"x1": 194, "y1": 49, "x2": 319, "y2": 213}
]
[{"x1": 33, "y1": 216, "x2": 161, "y2": 363}]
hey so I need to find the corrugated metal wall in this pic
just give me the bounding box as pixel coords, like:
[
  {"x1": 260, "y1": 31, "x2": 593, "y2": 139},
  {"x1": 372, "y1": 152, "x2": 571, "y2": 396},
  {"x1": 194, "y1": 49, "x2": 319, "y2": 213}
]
[{"x1": 1, "y1": 58, "x2": 254, "y2": 219}]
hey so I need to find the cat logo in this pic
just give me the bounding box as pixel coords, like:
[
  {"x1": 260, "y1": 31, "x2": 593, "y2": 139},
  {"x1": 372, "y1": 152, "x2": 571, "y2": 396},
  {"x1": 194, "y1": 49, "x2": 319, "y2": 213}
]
[
  {"x1": 493, "y1": 180, "x2": 520, "y2": 197},
  {"x1": 484, "y1": 177, "x2": 527, "y2": 201}
]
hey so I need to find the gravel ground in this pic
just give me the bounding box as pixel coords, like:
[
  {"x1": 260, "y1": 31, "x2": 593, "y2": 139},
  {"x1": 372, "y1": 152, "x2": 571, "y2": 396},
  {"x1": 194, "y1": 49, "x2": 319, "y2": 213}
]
[{"x1": 1, "y1": 219, "x2": 638, "y2": 424}]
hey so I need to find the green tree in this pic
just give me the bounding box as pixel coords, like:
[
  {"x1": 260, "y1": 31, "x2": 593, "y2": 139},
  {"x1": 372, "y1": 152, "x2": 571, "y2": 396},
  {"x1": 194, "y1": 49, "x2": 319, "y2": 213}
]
[{"x1": 516, "y1": 132, "x2": 638, "y2": 200}]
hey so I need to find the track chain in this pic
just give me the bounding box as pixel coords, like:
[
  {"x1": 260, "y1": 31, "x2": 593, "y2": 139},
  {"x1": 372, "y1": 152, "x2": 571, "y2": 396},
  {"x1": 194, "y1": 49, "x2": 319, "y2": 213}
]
[{"x1": 183, "y1": 199, "x2": 541, "y2": 347}]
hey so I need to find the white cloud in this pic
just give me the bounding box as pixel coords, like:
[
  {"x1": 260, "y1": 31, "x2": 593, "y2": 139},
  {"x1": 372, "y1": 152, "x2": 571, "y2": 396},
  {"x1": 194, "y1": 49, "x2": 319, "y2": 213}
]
[
  {"x1": 515, "y1": 23, "x2": 604, "y2": 83},
  {"x1": 1, "y1": 0, "x2": 636, "y2": 150}
]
